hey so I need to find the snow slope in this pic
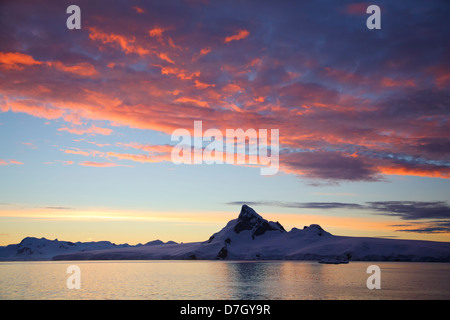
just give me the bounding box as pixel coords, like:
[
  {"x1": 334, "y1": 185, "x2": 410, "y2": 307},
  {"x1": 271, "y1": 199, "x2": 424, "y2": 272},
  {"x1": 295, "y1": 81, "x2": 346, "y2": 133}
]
[
  {"x1": 0, "y1": 237, "x2": 175, "y2": 261},
  {"x1": 52, "y1": 205, "x2": 450, "y2": 262},
  {"x1": 2, "y1": 205, "x2": 450, "y2": 262}
]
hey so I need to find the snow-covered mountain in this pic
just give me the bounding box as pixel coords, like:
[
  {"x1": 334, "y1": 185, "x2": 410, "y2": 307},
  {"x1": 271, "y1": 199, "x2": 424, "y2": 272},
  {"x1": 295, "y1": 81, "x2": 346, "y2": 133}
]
[
  {"x1": 0, "y1": 236, "x2": 176, "y2": 261},
  {"x1": 2, "y1": 205, "x2": 450, "y2": 262}
]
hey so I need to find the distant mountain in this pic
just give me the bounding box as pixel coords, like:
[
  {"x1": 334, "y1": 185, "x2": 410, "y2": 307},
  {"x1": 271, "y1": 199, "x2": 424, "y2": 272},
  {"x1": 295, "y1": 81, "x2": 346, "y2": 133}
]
[
  {"x1": 2, "y1": 205, "x2": 450, "y2": 262},
  {"x1": 0, "y1": 237, "x2": 132, "y2": 261},
  {"x1": 52, "y1": 205, "x2": 450, "y2": 262},
  {"x1": 0, "y1": 236, "x2": 177, "y2": 261}
]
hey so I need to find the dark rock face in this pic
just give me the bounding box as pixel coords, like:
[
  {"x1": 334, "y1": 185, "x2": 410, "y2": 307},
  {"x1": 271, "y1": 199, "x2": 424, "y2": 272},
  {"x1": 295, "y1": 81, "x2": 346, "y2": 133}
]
[
  {"x1": 17, "y1": 247, "x2": 33, "y2": 255},
  {"x1": 234, "y1": 205, "x2": 285, "y2": 239},
  {"x1": 217, "y1": 246, "x2": 228, "y2": 259}
]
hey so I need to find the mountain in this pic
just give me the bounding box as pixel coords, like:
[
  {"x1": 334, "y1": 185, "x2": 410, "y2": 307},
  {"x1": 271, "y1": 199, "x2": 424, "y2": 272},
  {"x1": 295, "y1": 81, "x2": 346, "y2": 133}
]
[
  {"x1": 0, "y1": 236, "x2": 134, "y2": 261},
  {"x1": 52, "y1": 204, "x2": 450, "y2": 262},
  {"x1": 2, "y1": 205, "x2": 450, "y2": 262}
]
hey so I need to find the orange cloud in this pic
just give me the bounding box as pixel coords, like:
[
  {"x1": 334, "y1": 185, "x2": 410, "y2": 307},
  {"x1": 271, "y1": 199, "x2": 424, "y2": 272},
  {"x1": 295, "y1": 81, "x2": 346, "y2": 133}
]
[
  {"x1": 106, "y1": 151, "x2": 171, "y2": 163},
  {"x1": 345, "y1": 3, "x2": 369, "y2": 15},
  {"x1": 86, "y1": 141, "x2": 111, "y2": 147},
  {"x1": 132, "y1": 6, "x2": 145, "y2": 14},
  {"x1": 47, "y1": 61, "x2": 98, "y2": 77},
  {"x1": 58, "y1": 125, "x2": 112, "y2": 136},
  {"x1": 0, "y1": 159, "x2": 23, "y2": 165},
  {"x1": 7, "y1": 99, "x2": 65, "y2": 120},
  {"x1": 378, "y1": 166, "x2": 450, "y2": 179},
  {"x1": 0, "y1": 52, "x2": 98, "y2": 77},
  {"x1": 168, "y1": 37, "x2": 182, "y2": 50},
  {"x1": 221, "y1": 83, "x2": 243, "y2": 94},
  {"x1": 192, "y1": 47, "x2": 211, "y2": 61},
  {"x1": 158, "y1": 52, "x2": 175, "y2": 64},
  {"x1": 0, "y1": 52, "x2": 42, "y2": 70},
  {"x1": 224, "y1": 29, "x2": 249, "y2": 43},
  {"x1": 157, "y1": 65, "x2": 200, "y2": 80},
  {"x1": 194, "y1": 80, "x2": 215, "y2": 89},
  {"x1": 88, "y1": 27, "x2": 150, "y2": 56},
  {"x1": 62, "y1": 148, "x2": 92, "y2": 157},
  {"x1": 381, "y1": 77, "x2": 415, "y2": 88},
  {"x1": 117, "y1": 142, "x2": 173, "y2": 154},
  {"x1": 79, "y1": 161, "x2": 131, "y2": 167},
  {"x1": 175, "y1": 97, "x2": 210, "y2": 108},
  {"x1": 149, "y1": 27, "x2": 165, "y2": 38}
]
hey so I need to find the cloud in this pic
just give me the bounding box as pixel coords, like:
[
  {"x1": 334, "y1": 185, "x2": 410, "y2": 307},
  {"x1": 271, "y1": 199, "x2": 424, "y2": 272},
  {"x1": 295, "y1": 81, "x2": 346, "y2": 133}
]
[
  {"x1": 226, "y1": 200, "x2": 450, "y2": 234},
  {"x1": 0, "y1": 52, "x2": 97, "y2": 77},
  {"x1": 78, "y1": 161, "x2": 132, "y2": 167},
  {"x1": 47, "y1": 61, "x2": 98, "y2": 77},
  {"x1": 281, "y1": 151, "x2": 382, "y2": 182},
  {"x1": 0, "y1": 159, "x2": 23, "y2": 165},
  {"x1": 394, "y1": 221, "x2": 450, "y2": 234},
  {"x1": 0, "y1": 52, "x2": 42, "y2": 70},
  {"x1": 88, "y1": 27, "x2": 150, "y2": 56},
  {"x1": 1, "y1": 0, "x2": 449, "y2": 183},
  {"x1": 6, "y1": 99, "x2": 65, "y2": 120},
  {"x1": 132, "y1": 6, "x2": 145, "y2": 14},
  {"x1": 228, "y1": 200, "x2": 450, "y2": 220},
  {"x1": 343, "y1": 3, "x2": 370, "y2": 15},
  {"x1": 367, "y1": 201, "x2": 450, "y2": 220},
  {"x1": 227, "y1": 201, "x2": 364, "y2": 210},
  {"x1": 148, "y1": 27, "x2": 165, "y2": 38},
  {"x1": 158, "y1": 52, "x2": 175, "y2": 64},
  {"x1": 224, "y1": 29, "x2": 250, "y2": 43},
  {"x1": 57, "y1": 125, "x2": 112, "y2": 136}
]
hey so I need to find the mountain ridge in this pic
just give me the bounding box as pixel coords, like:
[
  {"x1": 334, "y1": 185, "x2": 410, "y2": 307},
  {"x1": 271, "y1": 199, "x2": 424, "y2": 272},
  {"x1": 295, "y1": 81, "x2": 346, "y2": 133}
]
[{"x1": 2, "y1": 205, "x2": 450, "y2": 262}]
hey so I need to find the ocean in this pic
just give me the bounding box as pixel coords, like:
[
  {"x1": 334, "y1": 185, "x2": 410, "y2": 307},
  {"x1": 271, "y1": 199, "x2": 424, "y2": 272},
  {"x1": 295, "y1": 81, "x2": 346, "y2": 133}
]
[{"x1": 1, "y1": 260, "x2": 449, "y2": 300}]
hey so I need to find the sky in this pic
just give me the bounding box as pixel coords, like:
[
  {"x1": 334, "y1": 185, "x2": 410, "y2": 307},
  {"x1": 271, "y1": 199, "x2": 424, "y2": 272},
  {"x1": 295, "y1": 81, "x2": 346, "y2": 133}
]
[{"x1": 0, "y1": 0, "x2": 449, "y2": 246}]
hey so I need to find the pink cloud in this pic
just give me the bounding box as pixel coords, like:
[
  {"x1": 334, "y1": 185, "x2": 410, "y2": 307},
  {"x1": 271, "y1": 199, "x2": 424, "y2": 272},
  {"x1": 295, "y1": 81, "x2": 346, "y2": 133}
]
[
  {"x1": 79, "y1": 161, "x2": 132, "y2": 167},
  {"x1": 224, "y1": 29, "x2": 250, "y2": 43},
  {"x1": 132, "y1": 6, "x2": 145, "y2": 14},
  {"x1": 0, "y1": 159, "x2": 23, "y2": 165},
  {"x1": 57, "y1": 125, "x2": 112, "y2": 136},
  {"x1": 6, "y1": 99, "x2": 65, "y2": 120},
  {"x1": 344, "y1": 3, "x2": 369, "y2": 15},
  {"x1": 88, "y1": 27, "x2": 150, "y2": 56}
]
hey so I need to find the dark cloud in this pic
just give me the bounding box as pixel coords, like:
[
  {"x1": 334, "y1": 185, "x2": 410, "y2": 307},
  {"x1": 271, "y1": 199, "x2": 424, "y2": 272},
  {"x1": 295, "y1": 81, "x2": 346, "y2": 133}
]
[
  {"x1": 281, "y1": 151, "x2": 382, "y2": 182},
  {"x1": 227, "y1": 200, "x2": 450, "y2": 233},
  {"x1": 367, "y1": 201, "x2": 450, "y2": 220},
  {"x1": 227, "y1": 201, "x2": 364, "y2": 210},
  {"x1": 395, "y1": 221, "x2": 450, "y2": 234},
  {"x1": 42, "y1": 206, "x2": 74, "y2": 210}
]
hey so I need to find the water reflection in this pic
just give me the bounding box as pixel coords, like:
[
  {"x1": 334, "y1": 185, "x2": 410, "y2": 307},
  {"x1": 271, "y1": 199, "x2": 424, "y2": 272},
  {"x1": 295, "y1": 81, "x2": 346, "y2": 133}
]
[
  {"x1": 220, "y1": 261, "x2": 379, "y2": 300},
  {"x1": 1, "y1": 261, "x2": 449, "y2": 299},
  {"x1": 221, "y1": 262, "x2": 281, "y2": 299}
]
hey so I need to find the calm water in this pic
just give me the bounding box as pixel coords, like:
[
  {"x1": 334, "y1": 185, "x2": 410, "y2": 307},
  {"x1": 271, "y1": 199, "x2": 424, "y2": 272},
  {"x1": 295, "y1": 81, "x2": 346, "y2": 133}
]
[{"x1": 0, "y1": 261, "x2": 449, "y2": 300}]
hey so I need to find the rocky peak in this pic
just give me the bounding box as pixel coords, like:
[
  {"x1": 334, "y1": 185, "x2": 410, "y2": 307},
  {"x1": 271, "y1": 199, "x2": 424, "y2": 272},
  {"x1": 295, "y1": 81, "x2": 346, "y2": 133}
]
[
  {"x1": 234, "y1": 205, "x2": 285, "y2": 238},
  {"x1": 302, "y1": 224, "x2": 330, "y2": 237}
]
